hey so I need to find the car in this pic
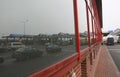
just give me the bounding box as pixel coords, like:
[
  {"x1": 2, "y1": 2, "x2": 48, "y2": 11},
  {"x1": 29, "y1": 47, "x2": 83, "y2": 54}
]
[
  {"x1": 8, "y1": 42, "x2": 25, "y2": 50},
  {"x1": 106, "y1": 37, "x2": 114, "y2": 45},
  {"x1": 46, "y1": 44, "x2": 62, "y2": 53},
  {"x1": 0, "y1": 56, "x2": 4, "y2": 64},
  {"x1": 11, "y1": 46, "x2": 43, "y2": 61}
]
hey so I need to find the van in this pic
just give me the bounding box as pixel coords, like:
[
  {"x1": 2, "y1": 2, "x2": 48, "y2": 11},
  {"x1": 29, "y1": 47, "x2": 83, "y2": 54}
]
[
  {"x1": 8, "y1": 42, "x2": 25, "y2": 50},
  {"x1": 106, "y1": 37, "x2": 114, "y2": 45}
]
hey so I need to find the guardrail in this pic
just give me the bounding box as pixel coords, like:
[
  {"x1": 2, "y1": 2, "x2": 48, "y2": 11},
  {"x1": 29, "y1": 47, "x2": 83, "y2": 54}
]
[{"x1": 28, "y1": 42, "x2": 101, "y2": 77}]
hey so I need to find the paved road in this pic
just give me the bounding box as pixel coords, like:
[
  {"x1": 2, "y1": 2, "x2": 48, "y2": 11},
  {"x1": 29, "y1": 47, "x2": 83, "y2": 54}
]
[
  {"x1": 0, "y1": 45, "x2": 88, "y2": 77},
  {"x1": 107, "y1": 44, "x2": 120, "y2": 71}
]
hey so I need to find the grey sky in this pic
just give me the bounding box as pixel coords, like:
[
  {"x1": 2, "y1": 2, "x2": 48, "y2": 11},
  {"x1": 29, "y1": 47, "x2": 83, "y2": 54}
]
[
  {"x1": 0, "y1": 0, "x2": 120, "y2": 37},
  {"x1": 0, "y1": 0, "x2": 75, "y2": 37},
  {"x1": 102, "y1": 0, "x2": 120, "y2": 31}
]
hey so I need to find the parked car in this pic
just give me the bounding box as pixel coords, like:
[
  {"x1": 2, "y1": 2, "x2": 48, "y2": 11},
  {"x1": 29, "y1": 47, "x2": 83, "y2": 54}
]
[
  {"x1": 8, "y1": 42, "x2": 25, "y2": 50},
  {"x1": 11, "y1": 46, "x2": 43, "y2": 61},
  {"x1": 0, "y1": 56, "x2": 4, "y2": 63},
  {"x1": 46, "y1": 44, "x2": 62, "y2": 53},
  {"x1": 106, "y1": 37, "x2": 114, "y2": 45}
]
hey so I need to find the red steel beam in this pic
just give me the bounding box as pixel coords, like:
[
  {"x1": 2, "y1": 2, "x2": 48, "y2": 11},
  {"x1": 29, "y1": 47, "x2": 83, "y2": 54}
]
[
  {"x1": 73, "y1": 0, "x2": 81, "y2": 61},
  {"x1": 85, "y1": 0, "x2": 91, "y2": 49}
]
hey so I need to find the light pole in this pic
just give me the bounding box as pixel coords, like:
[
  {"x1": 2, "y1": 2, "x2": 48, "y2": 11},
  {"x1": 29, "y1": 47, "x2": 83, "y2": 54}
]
[
  {"x1": 21, "y1": 20, "x2": 29, "y2": 36},
  {"x1": 21, "y1": 20, "x2": 29, "y2": 45}
]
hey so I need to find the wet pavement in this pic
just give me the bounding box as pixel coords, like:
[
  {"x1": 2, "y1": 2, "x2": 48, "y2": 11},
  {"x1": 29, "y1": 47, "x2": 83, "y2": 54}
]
[{"x1": 107, "y1": 44, "x2": 120, "y2": 71}]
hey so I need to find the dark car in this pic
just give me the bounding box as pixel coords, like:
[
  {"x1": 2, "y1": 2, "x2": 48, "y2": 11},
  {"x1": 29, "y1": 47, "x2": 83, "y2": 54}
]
[
  {"x1": 12, "y1": 47, "x2": 43, "y2": 61},
  {"x1": 107, "y1": 37, "x2": 114, "y2": 45},
  {"x1": 46, "y1": 44, "x2": 62, "y2": 53},
  {"x1": 0, "y1": 56, "x2": 4, "y2": 63}
]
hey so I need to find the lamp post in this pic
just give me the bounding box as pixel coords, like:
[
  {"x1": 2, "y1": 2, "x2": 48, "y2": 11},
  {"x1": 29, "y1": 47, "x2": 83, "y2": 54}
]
[
  {"x1": 21, "y1": 20, "x2": 29, "y2": 36},
  {"x1": 21, "y1": 20, "x2": 29, "y2": 45}
]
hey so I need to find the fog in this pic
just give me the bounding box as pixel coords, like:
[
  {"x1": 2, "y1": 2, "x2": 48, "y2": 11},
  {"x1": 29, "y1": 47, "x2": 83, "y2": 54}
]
[
  {"x1": 0, "y1": 0, "x2": 75, "y2": 37},
  {"x1": 102, "y1": 0, "x2": 120, "y2": 31},
  {"x1": 1, "y1": 0, "x2": 120, "y2": 37}
]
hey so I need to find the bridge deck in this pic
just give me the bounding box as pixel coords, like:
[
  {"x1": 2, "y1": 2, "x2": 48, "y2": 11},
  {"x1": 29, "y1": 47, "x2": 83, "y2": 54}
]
[{"x1": 94, "y1": 45, "x2": 120, "y2": 77}]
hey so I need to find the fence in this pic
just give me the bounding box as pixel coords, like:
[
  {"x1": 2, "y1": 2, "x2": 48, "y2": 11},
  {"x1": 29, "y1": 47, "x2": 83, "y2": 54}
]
[{"x1": 28, "y1": 0, "x2": 102, "y2": 77}]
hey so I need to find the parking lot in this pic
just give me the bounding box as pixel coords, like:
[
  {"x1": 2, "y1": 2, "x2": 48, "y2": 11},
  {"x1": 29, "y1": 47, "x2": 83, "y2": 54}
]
[
  {"x1": 2, "y1": 44, "x2": 120, "y2": 77},
  {"x1": 0, "y1": 45, "x2": 80, "y2": 77},
  {"x1": 1, "y1": 43, "x2": 120, "y2": 77}
]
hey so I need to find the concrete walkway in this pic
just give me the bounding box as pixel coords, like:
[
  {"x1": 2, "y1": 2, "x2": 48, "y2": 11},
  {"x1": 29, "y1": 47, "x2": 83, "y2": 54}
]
[{"x1": 94, "y1": 45, "x2": 120, "y2": 77}]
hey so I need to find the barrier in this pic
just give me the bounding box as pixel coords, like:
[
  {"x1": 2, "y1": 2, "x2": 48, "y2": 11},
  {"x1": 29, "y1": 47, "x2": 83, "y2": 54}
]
[{"x1": 28, "y1": 0, "x2": 102, "y2": 77}]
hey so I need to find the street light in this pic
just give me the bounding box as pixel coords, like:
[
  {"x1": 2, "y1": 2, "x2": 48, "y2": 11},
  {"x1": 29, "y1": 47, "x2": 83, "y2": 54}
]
[{"x1": 21, "y1": 19, "x2": 29, "y2": 36}]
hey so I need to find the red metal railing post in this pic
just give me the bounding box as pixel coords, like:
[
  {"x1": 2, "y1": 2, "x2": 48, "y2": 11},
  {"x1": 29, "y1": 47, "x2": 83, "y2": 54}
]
[
  {"x1": 28, "y1": 0, "x2": 103, "y2": 77},
  {"x1": 85, "y1": 0, "x2": 93, "y2": 65},
  {"x1": 92, "y1": 0, "x2": 102, "y2": 43},
  {"x1": 73, "y1": 0, "x2": 81, "y2": 61},
  {"x1": 90, "y1": 1, "x2": 95, "y2": 44},
  {"x1": 85, "y1": 0, "x2": 91, "y2": 50}
]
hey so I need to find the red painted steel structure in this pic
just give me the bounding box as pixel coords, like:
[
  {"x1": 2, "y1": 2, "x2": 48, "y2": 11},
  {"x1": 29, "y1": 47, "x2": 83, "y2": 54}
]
[
  {"x1": 28, "y1": 0, "x2": 102, "y2": 77},
  {"x1": 73, "y1": 0, "x2": 81, "y2": 61}
]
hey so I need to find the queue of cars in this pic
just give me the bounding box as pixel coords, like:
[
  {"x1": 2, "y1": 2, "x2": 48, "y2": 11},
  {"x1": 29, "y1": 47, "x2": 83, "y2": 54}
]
[
  {"x1": 12, "y1": 44, "x2": 62, "y2": 61},
  {"x1": 0, "y1": 41, "x2": 62, "y2": 62},
  {"x1": 8, "y1": 42, "x2": 26, "y2": 50},
  {"x1": 0, "y1": 42, "x2": 25, "y2": 53},
  {"x1": 12, "y1": 46, "x2": 43, "y2": 61}
]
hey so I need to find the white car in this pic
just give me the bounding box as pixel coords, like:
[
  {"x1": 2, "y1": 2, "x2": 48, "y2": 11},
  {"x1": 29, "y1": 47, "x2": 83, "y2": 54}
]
[{"x1": 8, "y1": 42, "x2": 25, "y2": 50}]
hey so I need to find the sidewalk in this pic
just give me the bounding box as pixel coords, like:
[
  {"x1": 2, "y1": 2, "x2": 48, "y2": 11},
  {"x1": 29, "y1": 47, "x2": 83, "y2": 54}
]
[{"x1": 94, "y1": 45, "x2": 120, "y2": 77}]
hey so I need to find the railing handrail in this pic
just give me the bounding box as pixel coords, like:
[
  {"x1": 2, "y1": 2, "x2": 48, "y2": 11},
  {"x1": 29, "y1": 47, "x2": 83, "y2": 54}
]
[{"x1": 28, "y1": 42, "x2": 101, "y2": 77}]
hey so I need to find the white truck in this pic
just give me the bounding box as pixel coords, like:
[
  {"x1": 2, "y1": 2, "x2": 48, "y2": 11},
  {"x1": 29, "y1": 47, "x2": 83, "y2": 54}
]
[{"x1": 103, "y1": 35, "x2": 119, "y2": 44}]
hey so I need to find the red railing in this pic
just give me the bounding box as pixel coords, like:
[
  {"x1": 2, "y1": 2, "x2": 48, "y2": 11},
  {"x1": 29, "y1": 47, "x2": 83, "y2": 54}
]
[
  {"x1": 28, "y1": 43, "x2": 100, "y2": 77},
  {"x1": 28, "y1": 0, "x2": 102, "y2": 77}
]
